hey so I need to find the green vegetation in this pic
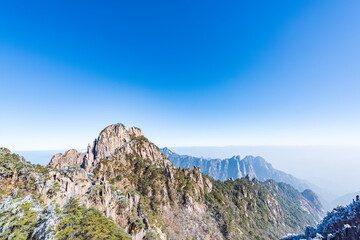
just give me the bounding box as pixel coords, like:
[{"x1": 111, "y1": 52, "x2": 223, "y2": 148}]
[
  {"x1": 0, "y1": 149, "x2": 131, "y2": 240},
  {"x1": 205, "y1": 178, "x2": 275, "y2": 239},
  {"x1": 0, "y1": 147, "x2": 50, "y2": 198},
  {"x1": 47, "y1": 180, "x2": 62, "y2": 199},
  {"x1": 0, "y1": 197, "x2": 40, "y2": 239},
  {"x1": 0, "y1": 194, "x2": 131, "y2": 240},
  {"x1": 204, "y1": 178, "x2": 317, "y2": 239},
  {"x1": 56, "y1": 197, "x2": 131, "y2": 240},
  {"x1": 263, "y1": 180, "x2": 316, "y2": 229},
  {"x1": 0, "y1": 147, "x2": 35, "y2": 180}
]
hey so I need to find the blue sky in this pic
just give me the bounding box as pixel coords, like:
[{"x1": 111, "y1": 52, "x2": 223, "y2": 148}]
[{"x1": 1, "y1": 0, "x2": 360, "y2": 150}]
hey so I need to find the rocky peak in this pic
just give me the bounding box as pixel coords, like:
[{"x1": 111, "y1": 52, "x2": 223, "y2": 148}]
[
  {"x1": 83, "y1": 124, "x2": 147, "y2": 171},
  {"x1": 49, "y1": 149, "x2": 85, "y2": 169},
  {"x1": 230, "y1": 155, "x2": 241, "y2": 161},
  {"x1": 48, "y1": 123, "x2": 170, "y2": 173},
  {"x1": 245, "y1": 173, "x2": 253, "y2": 181},
  {"x1": 94, "y1": 124, "x2": 133, "y2": 159},
  {"x1": 160, "y1": 147, "x2": 174, "y2": 157},
  {"x1": 129, "y1": 126, "x2": 144, "y2": 137}
]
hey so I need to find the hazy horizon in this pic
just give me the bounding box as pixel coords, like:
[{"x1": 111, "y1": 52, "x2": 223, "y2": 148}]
[
  {"x1": 15, "y1": 144, "x2": 360, "y2": 197},
  {"x1": 1, "y1": 0, "x2": 360, "y2": 151}
]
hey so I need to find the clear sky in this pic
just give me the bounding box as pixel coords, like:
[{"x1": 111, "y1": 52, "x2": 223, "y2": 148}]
[{"x1": 1, "y1": 0, "x2": 360, "y2": 150}]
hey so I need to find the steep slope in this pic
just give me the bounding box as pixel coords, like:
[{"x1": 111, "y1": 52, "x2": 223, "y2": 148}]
[
  {"x1": 1, "y1": 123, "x2": 323, "y2": 239},
  {"x1": 302, "y1": 189, "x2": 323, "y2": 215},
  {"x1": 282, "y1": 197, "x2": 360, "y2": 239},
  {"x1": 162, "y1": 147, "x2": 329, "y2": 211}
]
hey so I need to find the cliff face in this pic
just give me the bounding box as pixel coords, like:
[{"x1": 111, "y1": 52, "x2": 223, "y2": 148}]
[{"x1": 0, "y1": 124, "x2": 323, "y2": 240}]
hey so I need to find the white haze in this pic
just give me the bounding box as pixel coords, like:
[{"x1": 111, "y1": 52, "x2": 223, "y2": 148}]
[{"x1": 170, "y1": 145, "x2": 360, "y2": 198}]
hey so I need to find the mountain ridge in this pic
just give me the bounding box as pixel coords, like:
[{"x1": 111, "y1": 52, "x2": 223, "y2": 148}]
[
  {"x1": 0, "y1": 123, "x2": 325, "y2": 239},
  {"x1": 162, "y1": 147, "x2": 311, "y2": 189},
  {"x1": 161, "y1": 147, "x2": 335, "y2": 211}
]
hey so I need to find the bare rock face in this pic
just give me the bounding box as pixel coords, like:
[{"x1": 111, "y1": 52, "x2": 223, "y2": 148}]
[
  {"x1": 129, "y1": 126, "x2": 144, "y2": 137},
  {"x1": 94, "y1": 124, "x2": 132, "y2": 160},
  {"x1": 83, "y1": 124, "x2": 150, "y2": 172},
  {"x1": 49, "y1": 149, "x2": 85, "y2": 169},
  {"x1": 84, "y1": 124, "x2": 131, "y2": 171},
  {"x1": 50, "y1": 124, "x2": 168, "y2": 173},
  {"x1": 41, "y1": 166, "x2": 92, "y2": 206}
]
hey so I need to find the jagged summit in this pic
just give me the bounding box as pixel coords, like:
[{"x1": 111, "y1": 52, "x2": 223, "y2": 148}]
[
  {"x1": 49, "y1": 123, "x2": 168, "y2": 172},
  {"x1": 50, "y1": 149, "x2": 85, "y2": 169},
  {"x1": 230, "y1": 155, "x2": 241, "y2": 161},
  {"x1": 245, "y1": 173, "x2": 254, "y2": 181},
  {"x1": 162, "y1": 147, "x2": 316, "y2": 190},
  {"x1": 160, "y1": 147, "x2": 174, "y2": 156},
  {"x1": 163, "y1": 148, "x2": 278, "y2": 180},
  {"x1": 84, "y1": 123, "x2": 145, "y2": 171}
]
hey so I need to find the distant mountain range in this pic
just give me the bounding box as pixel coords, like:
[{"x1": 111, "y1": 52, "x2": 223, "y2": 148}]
[
  {"x1": 331, "y1": 191, "x2": 360, "y2": 207},
  {"x1": 161, "y1": 147, "x2": 333, "y2": 210},
  {"x1": 161, "y1": 147, "x2": 313, "y2": 189}
]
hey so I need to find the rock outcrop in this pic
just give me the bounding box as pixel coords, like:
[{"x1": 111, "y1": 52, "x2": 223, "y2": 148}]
[{"x1": 49, "y1": 149, "x2": 85, "y2": 169}]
